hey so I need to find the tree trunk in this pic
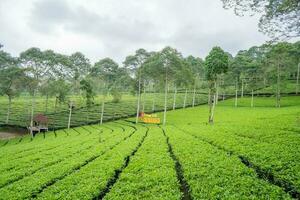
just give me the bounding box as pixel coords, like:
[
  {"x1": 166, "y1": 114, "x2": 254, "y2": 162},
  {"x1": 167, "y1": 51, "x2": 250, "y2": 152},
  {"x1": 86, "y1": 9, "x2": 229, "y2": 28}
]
[
  {"x1": 241, "y1": 79, "x2": 244, "y2": 98},
  {"x1": 152, "y1": 97, "x2": 155, "y2": 112},
  {"x1": 54, "y1": 96, "x2": 58, "y2": 113},
  {"x1": 208, "y1": 88, "x2": 211, "y2": 105},
  {"x1": 100, "y1": 94, "x2": 105, "y2": 125},
  {"x1": 30, "y1": 91, "x2": 36, "y2": 138},
  {"x1": 6, "y1": 96, "x2": 12, "y2": 124},
  {"x1": 192, "y1": 84, "x2": 196, "y2": 107},
  {"x1": 183, "y1": 89, "x2": 187, "y2": 108},
  {"x1": 276, "y1": 62, "x2": 281, "y2": 108},
  {"x1": 45, "y1": 94, "x2": 49, "y2": 114},
  {"x1": 235, "y1": 79, "x2": 238, "y2": 107},
  {"x1": 215, "y1": 81, "x2": 219, "y2": 105},
  {"x1": 208, "y1": 81, "x2": 216, "y2": 124},
  {"x1": 296, "y1": 62, "x2": 300, "y2": 95},
  {"x1": 173, "y1": 86, "x2": 177, "y2": 110},
  {"x1": 142, "y1": 81, "x2": 146, "y2": 112},
  {"x1": 135, "y1": 74, "x2": 141, "y2": 124},
  {"x1": 222, "y1": 92, "x2": 225, "y2": 101},
  {"x1": 251, "y1": 89, "x2": 254, "y2": 107},
  {"x1": 67, "y1": 102, "x2": 73, "y2": 129},
  {"x1": 163, "y1": 71, "x2": 168, "y2": 126},
  {"x1": 211, "y1": 82, "x2": 217, "y2": 122}
]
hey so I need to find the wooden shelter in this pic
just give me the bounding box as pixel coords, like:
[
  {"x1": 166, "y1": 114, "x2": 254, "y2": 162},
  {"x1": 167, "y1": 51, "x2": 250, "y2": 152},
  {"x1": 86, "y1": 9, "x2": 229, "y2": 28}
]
[{"x1": 28, "y1": 114, "x2": 49, "y2": 134}]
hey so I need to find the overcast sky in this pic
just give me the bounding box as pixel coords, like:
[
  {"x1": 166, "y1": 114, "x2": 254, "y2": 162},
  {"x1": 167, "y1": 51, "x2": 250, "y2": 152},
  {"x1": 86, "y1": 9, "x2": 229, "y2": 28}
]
[{"x1": 0, "y1": 0, "x2": 270, "y2": 64}]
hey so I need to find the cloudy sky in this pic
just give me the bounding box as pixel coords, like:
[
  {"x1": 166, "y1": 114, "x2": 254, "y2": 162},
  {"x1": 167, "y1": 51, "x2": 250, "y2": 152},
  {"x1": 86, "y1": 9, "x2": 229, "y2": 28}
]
[{"x1": 0, "y1": 0, "x2": 270, "y2": 64}]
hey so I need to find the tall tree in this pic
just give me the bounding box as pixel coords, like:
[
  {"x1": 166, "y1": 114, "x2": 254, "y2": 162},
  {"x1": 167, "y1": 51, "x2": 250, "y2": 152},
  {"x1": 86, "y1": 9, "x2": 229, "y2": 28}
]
[
  {"x1": 290, "y1": 41, "x2": 300, "y2": 94},
  {"x1": 205, "y1": 47, "x2": 229, "y2": 123},
  {"x1": 20, "y1": 48, "x2": 54, "y2": 136},
  {"x1": 69, "y1": 52, "x2": 91, "y2": 94},
  {"x1": 80, "y1": 78, "x2": 95, "y2": 107},
  {"x1": 143, "y1": 47, "x2": 187, "y2": 125},
  {"x1": 0, "y1": 64, "x2": 25, "y2": 124},
  {"x1": 0, "y1": 50, "x2": 16, "y2": 70},
  {"x1": 123, "y1": 49, "x2": 150, "y2": 123},
  {"x1": 184, "y1": 56, "x2": 204, "y2": 107},
  {"x1": 266, "y1": 42, "x2": 294, "y2": 107}
]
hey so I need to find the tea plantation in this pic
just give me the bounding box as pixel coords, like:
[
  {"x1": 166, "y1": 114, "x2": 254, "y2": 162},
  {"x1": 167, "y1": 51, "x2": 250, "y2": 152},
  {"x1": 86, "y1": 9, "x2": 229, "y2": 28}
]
[{"x1": 0, "y1": 96, "x2": 299, "y2": 199}]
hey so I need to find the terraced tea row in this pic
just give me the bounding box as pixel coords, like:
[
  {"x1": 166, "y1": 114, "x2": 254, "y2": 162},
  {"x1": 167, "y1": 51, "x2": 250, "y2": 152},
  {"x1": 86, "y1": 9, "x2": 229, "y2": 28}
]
[{"x1": 1, "y1": 96, "x2": 299, "y2": 199}]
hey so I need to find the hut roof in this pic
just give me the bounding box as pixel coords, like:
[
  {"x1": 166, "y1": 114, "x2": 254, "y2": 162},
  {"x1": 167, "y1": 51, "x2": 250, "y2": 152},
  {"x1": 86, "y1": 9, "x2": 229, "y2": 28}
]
[{"x1": 33, "y1": 114, "x2": 48, "y2": 124}]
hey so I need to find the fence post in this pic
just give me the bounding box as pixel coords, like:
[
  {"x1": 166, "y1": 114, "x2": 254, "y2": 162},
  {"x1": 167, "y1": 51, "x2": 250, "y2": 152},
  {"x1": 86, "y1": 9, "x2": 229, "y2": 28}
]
[
  {"x1": 173, "y1": 86, "x2": 177, "y2": 110},
  {"x1": 68, "y1": 101, "x2": 73, "y2": 129},
  {"x1": 100, "y1": 101, "x2": 105, "y2": 125},
  {"x1": 183, "y1": 89, "x2": 187, "y2": 108},
  {"x1": 192, "y1": 86, "x2": 196, "y2": 107}
]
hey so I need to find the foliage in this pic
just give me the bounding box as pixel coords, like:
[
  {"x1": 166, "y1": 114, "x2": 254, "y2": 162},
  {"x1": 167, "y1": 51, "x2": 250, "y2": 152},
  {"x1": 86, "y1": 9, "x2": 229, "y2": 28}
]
[
  {"x1": 0, "y1": 97, "x2": 300, "y2": 199},
  {"x1": 111, "y1": 87, "x2": 122, "y2": 103},
  {"x1": 80, "y1": 78, "x2": 95, "y2": 107},
  {"x1": 222, "y1": 0, "x2": 300, "y2": 40},
  {"x1": 0, "y1": 66, "x2": 25, "y2": 99},
  {"x1": 204, "y1": 46, "x2": 229, "y2": 81}
]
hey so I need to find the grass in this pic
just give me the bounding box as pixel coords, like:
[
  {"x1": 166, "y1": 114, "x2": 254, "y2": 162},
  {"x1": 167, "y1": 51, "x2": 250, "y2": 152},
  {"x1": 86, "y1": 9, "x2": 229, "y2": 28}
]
[
  {"x1": 0, "y1": 96, "x2": 299, "y2": 199},
  {"x1": 0, "y1": 92, "x2": 208, "y2": 129}
]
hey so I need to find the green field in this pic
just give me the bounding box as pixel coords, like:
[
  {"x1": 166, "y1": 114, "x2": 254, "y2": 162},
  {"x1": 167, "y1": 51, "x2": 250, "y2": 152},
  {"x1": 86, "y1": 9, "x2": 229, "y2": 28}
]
[
  {"x1": 0, "y1": 80, "x2": 298, "y2": 130},
  {"x1": 0, "y1": 96, "x2": 299, "y2": 199},
  {"x1": 0, "y1": 92, "x2": 208, "y2": 129}
]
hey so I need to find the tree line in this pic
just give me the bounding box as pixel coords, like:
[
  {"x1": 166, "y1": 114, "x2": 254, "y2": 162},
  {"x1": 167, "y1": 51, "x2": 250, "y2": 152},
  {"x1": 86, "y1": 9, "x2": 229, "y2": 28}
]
[{"x1": 0, "y1": 41, "x2": 299, "y2": 126}]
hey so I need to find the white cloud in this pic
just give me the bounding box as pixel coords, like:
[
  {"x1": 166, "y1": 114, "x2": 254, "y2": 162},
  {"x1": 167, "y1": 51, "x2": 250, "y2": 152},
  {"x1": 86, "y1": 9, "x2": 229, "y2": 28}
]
[{"x1": 0, "y1": 0, "x2": 270, "y2": 64}]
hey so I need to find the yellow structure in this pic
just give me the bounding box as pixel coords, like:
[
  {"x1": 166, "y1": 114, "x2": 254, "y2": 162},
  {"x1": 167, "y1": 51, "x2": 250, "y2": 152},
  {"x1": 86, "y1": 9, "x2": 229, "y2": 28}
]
[{"x1": 139, "y1": 113, "x2": 161, "y2": 124}]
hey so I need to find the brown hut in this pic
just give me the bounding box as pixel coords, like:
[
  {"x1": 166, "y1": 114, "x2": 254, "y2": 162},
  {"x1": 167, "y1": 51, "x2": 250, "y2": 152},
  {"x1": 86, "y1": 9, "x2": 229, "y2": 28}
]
[{"x1": 29, "y1": 114, "x2": 49, "y2": 133}]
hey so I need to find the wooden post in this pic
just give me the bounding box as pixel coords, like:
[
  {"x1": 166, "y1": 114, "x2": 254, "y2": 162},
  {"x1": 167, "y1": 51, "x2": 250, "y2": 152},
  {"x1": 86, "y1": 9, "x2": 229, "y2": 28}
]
[
  {"x1": 152, "y1": 96, "x2": 155, "y2": 112},
  {"x1": 163, "y1": 64, "x2": 168, "y2": 126},
  {"x1": 216, "y1": 80, "x2": 219, "y2": 105},
  {"x1": 183, "y1": 89, "x2": 187, "y2": 108},
  {"x1": 135, "y1": 73, "x2": 141, "y2": 124},
  {"x1": 276, "y1": 62, "x2": 281, "y2": 108},
  {"x1": 142, "y1": 80, "x2": 146, "y2": 113},
  {"x1": 100, "y1": 99, "x2": 105, "y2": 125},
  {"x1": 68, "y1": 101, "x2": 73, "y2": 129},
  {"x1": 251, "y1": 89, "x2": 254, "y2": 107},
  {"x1": 192, "y1": 85, "x2": 196, "y2": 107},
  {"x1": 235, "y1": 79, "x2": 238, "y2": 107},
  {"x1": 6, "y1": 96, "x2": 11, "y2": 124},
  {"x1": 173, "y1": 86, "x2": 177, "y2": 110},
  {"x1": 45, "y1": 94, "x2": 49, "y2": 114},
  {"x1": 30, "y1": 90, "x2": 35, "y2": 138},
  {"x1": 241, "y1": 79, "x2": 244, "y2": 98},
  {"x1": 296, "y1": 62, "x2": 300, "y2": 95}
]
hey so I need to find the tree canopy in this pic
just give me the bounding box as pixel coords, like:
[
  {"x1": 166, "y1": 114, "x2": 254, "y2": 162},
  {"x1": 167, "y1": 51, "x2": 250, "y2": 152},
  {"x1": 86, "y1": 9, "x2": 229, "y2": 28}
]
[{"x1": 222, "y1": 0, "x2": 300, "y2": 40}]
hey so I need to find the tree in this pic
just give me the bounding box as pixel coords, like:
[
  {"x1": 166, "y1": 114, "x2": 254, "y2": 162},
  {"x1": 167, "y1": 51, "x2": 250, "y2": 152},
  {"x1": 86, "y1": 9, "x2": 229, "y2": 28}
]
[
  {"x1": 204, "y1": 46, "x2": 229, "y2": 123},
  {"x1": 231, "y1": 50, "x2": 253, "y2": 99},
  {"x1": 92, "y1": 58, "x2": 129, "y2": 103},
  {"x1": 0, "y1": 50, "x2": 16, "y2": 70},
  {"x1": 123, "y1": 49, "x2": 150, "y2": 123},
  {"x1": 0, "y1": 66, "x2": 25, "y2": 124},
  {"x1": 222, "y1": 0, "x2": 300, "y2": 40},
  {"x1": 80, "y1": 78, "x2": 95, "y2": 107},
  {"x1": 266, "y1": 42, "x2": 294, "y2": 107},
  {"x1": 290, "y1": 41, "x2": 300, "y2": 94},
  {"x1": 184, "y1": 56, "x2": 203, "y2": 107},
  {"x1": 20, "y1": 48, "x2": 56, "y2": 136},
  {"x1": 69, "y1": 52, "x2": 91, "y2": 94},
  {"x1": 143, "y1": 47, "x2": 187, "y2": 125}
]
